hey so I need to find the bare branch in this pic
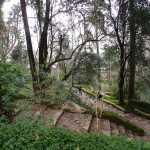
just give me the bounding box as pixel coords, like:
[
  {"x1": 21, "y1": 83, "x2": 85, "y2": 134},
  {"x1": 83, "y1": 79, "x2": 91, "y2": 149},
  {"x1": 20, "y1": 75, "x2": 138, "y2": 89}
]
[{"x1": 46, "y1": 36, "x2": 105, "y2": 71}]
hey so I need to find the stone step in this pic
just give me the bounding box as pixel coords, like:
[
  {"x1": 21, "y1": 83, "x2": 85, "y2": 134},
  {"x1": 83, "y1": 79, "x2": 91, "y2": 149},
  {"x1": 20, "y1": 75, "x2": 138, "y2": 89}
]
[
  {"x1": 89, "y1": 117, "x2": 101, "y2": 133},
  {"x1": 139, "y1": 120, "x2": 150, "y2": 126},
  {"x1": 44, "y1": 109, "x2": 64, "y2": 126},
  {"x1": 99, "y1": 119, "x2": 111, "y2": 136},
  {"x1": 117, "y1": 125, "x2": 126, "y2": 135},
  {"x1": 146, "y1": 137, "x2": 150, "y2": 142},
  {"x1": 140, "y1": 136, "x2": 149, "y2": 142},
  {"x1": 57, "y1": 112, "x2": 92, "y2": 132},
  {"x1": 89, "y1": 118, "x2": 111, "y2": 136},
  {"x1": 110, "y1": 122, "x2": 119, "y2": 136},
  {"x1": 133, "y1": 133, "x2": 141, "y2": 141},
  {"x1": 125, "y1": 129, "x2": 134, "y2": 138},
  {"x1": 14, "y1": 104, "x2": 45, "y2": 120}
]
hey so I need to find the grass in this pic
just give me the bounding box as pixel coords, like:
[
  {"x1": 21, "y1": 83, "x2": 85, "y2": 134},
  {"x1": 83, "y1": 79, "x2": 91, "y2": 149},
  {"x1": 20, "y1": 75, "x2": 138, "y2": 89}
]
[
  {"x1": 75, "y1": 84, "x2": 128, "y2": 109},
  {"x1": 103, "y1": 95, "x2": 128, "y2": 108},
  {"x1": 0, "y1": 120, "x2": 149, "y2": 150}
]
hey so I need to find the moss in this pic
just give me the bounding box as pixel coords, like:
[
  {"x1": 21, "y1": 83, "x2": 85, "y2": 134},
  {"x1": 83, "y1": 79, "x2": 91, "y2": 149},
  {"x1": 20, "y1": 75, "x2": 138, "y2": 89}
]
[
  {"x1": 84, "y1": 108, "x2": 95, "y2": 115},
  {"x1": 102, "y1": 99, "x2": 125, "y2": 111},
  {"x1": 104, "y1": 95, "x2": 128, "y2": 107},
  {"x1": 126, "y1": 99, "x2": 150, "y2": 114},
  {"x1": 75, "y1": 85, "x2": 125, "y2": 112},
  {"x1": 100, "y1": 110, "x2": 144, "y2": 136},
  {"x1": 84, "y1": 108, "x2": 144, "y2": 136},
  {"x1": 134, "y1": 109, "x2": 150, "y2": 120}
]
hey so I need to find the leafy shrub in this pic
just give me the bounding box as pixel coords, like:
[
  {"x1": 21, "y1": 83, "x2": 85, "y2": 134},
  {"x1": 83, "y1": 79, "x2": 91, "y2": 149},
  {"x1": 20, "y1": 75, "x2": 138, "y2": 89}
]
[
  {"x1": 0, "y1": 61, "x2": 21, "y2": 116},
  {"x1": 72, "y1": 52, "x2": 101, "y2": 86},
  {"x1": 0, "y1": 120, "x2": 149, "y2": 150},
  {"x1": 44, "y1": 79, "x2": 91, "y2": 109}
]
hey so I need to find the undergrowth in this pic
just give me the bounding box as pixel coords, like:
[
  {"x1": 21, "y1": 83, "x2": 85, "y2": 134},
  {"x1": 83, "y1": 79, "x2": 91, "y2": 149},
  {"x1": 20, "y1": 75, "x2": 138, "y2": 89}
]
[{"x1": 0, "y1": 119, "x2": 149, "y2": 150}]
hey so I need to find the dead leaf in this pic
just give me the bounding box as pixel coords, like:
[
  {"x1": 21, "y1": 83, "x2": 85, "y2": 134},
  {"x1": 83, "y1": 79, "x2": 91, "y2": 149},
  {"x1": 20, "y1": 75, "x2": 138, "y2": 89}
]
[{"x1": 35, "y1": 134, "x2": 40, "y2": 141}]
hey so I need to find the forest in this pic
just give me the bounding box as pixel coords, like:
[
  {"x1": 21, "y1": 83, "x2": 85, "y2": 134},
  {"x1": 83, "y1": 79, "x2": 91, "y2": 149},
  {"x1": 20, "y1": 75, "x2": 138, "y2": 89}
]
[{"x1": 0, "y1": 0, "x2": 150, "y2": 149}]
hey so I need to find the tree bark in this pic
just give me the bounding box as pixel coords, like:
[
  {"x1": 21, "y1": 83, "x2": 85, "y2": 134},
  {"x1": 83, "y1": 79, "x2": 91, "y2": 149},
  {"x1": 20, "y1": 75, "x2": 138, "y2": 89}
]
[
  {"x1": 108, "y1": 0, "x2": 126, "y2": 105},
  {"x1": 20, "y1": 0, "x2": 37, "y2": 92},
  {"x1": 114, "y1": 24, "x2": 125, "y2": 105},
  {"x1": 118, "y1": 47, "x2": 125, "y2": 105},
  {"x1": 128, "y1": 0, "x2": 136, "y2": 100},
  {"x1": 95, "y1": 22, "x2": 101, "y2": 91},
  {"x1": 38, "y1": 0, "x2": 50, "y2": 87}
]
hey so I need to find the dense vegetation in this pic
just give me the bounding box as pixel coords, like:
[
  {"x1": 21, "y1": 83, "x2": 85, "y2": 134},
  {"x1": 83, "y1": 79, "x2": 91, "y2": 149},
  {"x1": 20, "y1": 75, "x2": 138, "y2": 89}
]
[
  {"x1": 0, "y1": 120, "x2": 150, "y2": 150},
  {"x1": 0, "y1": 0, "x2": 150, "y2": 149}
]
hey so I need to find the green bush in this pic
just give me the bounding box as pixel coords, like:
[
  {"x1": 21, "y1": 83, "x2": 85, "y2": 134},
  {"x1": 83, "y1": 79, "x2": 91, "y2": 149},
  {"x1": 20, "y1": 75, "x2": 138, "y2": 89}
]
[
  {"x1": 44, "y1": 80, "x2": 91, "y2": 109},
  {"x1": 0, "y1": 61, "x2": 22, "y2": 116},
  {"x1": 0, "y1": 120, "x2": 149, "y2": 150}
]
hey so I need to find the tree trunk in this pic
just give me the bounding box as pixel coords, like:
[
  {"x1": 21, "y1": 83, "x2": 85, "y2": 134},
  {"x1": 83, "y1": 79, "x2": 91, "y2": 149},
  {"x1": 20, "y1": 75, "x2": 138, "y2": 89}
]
[
  {"x1": 109, "y1": 59, "x2": 112, "y2": 94},
  {"x1": 20, "y1": 0, "x2": 37, "y2": 92},
  {"x1": 115, "y1": 30, "x2": 125, "y2": 105},
  {"x1": 38, "y1": 0, "x2": 50, "y2": 88},
  {"x1": 128, "y1": 0, "x2": 136, "y2": 100},
  {"x1": 118, "y1": 49, "x2": 125, "y2": 105},
  {"x1": 95, "y1": 10, "x2": 101, "y2": 91}
]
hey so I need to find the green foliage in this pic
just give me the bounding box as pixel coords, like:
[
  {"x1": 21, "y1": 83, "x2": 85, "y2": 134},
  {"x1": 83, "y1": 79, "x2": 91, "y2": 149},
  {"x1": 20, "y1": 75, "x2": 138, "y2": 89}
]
[
  {"x1": 0, "y1": 120, "x2": 149, "y2": 150},
  {"x1": 73, "y1": 52, "x2": 101, "y2": 86},
  {"x1": 104, "y1": 95, "x2": 128, "y2": 107},
  {"x1": 11, "y1": 41, "x2": 28, "y2": 64},
  {"x1": 0, "y1": 61, "x2": 22, "y2": 115},
  {"x1": 135, "y1": 67, "x2": 150, "y2": 103},
  {"x1": 75, "y1": 84, "x2": 98, "y2": 96},
  {"x1": 43, "y1": 78, "x2": 90, "y2": 109}
]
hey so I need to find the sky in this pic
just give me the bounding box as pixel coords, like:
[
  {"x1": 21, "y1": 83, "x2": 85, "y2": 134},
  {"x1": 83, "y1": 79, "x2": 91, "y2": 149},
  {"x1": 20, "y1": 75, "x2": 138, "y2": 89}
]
[
  {"x1": 2, "y1": 0, "x2": 106, "y2": 54},
  {"x1": 3, "y1": 0, "x2": 40, "y2": 50},
  {"x1": 3, "y1": 0, "x2": 20, "y2": 20}
]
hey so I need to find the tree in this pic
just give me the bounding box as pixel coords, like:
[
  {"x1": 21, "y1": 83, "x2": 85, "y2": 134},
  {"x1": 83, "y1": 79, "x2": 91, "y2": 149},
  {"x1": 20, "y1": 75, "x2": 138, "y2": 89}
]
[
  {"x1": 0, "y1": 0, "x2": 5, "y2": 60},
  {"x1": 128, "y1": 0, "x2": 136, "y2": 100},
  {"x1": 128, "y1": 0, "x2": 150, "y2": 100},
  {"x1": 20, "y1": 0, "x2": 101, "y2": 94},
  {"x1": 11, "y1": 41, "x2": 28, "y2": 64},
  {"x1": 107, "y1": 0, "x2": 129, "y2": 105},
  {"x1": 103, "y1": 45, "x2": 120, "y2": 95},
  {"x1": 72, "y1": 52, "x2": 101, "y2": 87},
  {"x1": 0, "y1": 3, "x2": 22, "y2": 60}
]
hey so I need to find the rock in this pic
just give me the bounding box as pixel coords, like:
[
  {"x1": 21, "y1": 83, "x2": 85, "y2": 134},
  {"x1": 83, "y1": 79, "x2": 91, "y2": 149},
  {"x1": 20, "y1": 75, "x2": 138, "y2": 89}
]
[{"x1": 61, "y1": 102, "x2": 86, "y2": 113}]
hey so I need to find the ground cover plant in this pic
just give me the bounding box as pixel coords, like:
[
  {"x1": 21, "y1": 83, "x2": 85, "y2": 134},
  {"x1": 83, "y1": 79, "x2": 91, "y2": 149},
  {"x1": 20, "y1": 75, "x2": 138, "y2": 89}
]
[
  {"x1": 0, "y1": 61, "x2": 22, "y2": 117},
  {"x1": 0, "y1": 119, "x2": 150, "y2": 150}
]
